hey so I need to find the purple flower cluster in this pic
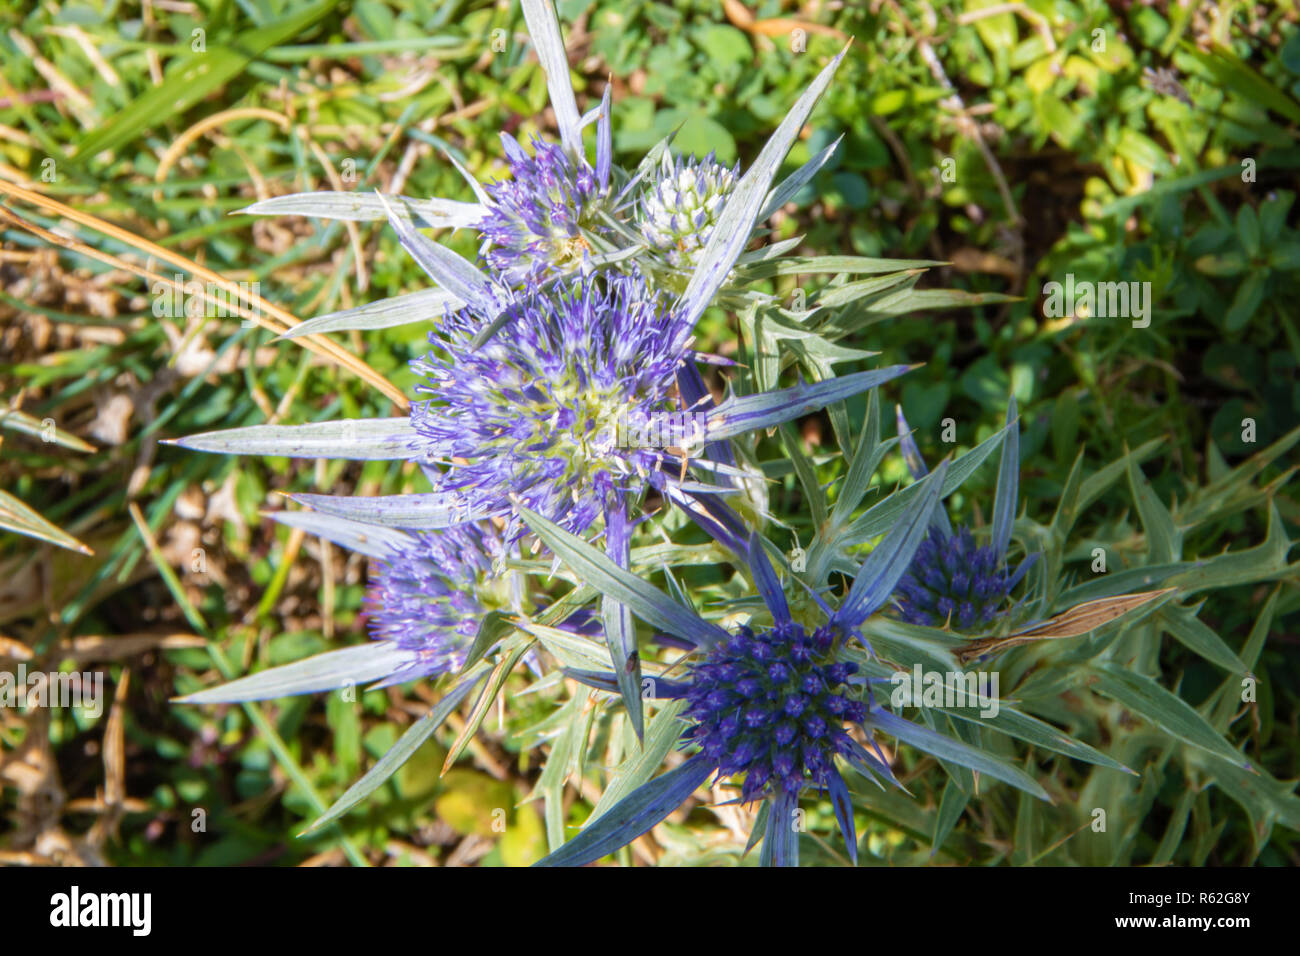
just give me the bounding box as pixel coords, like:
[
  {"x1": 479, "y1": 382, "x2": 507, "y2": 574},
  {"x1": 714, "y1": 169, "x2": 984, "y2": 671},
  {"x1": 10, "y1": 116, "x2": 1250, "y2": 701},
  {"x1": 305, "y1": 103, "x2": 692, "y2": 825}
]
[
  {"x1": 892, "y1": 525, "x2": 1021, "y2": 630},
  {"x1": 409, "y1": 270, "x2": 693, "y2": 538},
  {"x1": 479, "y1": 135, "x2": 606, "y2": 283},
  {"x1": 365, "y1": 523, "x2": 503, "y2": 683},
  {"x1": 683, "y1": 621, "x2": 867, "y2": 802}
]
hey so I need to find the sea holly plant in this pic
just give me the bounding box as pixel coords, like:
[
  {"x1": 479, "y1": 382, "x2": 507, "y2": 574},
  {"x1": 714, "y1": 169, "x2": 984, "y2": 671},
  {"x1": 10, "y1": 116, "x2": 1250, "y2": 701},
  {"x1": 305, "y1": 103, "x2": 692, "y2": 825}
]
[
  {"x1": 173, "y1": 0, "x2": 931, "y2": 736},
  {"x1": 891, "y1": 398, "x2": 1039, "y2": 632},
  {"x1": 516, "y1": 464, "x2": 1061, "y2": 867},
  {"x1": 175, "y1": 265, "x2": 915, "y2": 732}
]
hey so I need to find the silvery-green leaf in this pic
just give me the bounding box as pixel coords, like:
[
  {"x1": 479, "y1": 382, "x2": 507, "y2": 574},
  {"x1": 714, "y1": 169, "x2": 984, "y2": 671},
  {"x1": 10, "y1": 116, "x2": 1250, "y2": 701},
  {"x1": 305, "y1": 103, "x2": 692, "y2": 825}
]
[
  {"x1": 603, "y1": 505, "x2": 644, "y2": 739},
  {"x1": 616, "y1": 132, "x2": 676, "y2": 204},
  {"x1": 1059, "y1": 563, "x2": 1189, "y2": 605},
  {"x1": 287, "y1": 492, "x2": 497, "y2": 528},
  {"x1": 706, "y1": 365, "x2": 913, "y2": 442},
  {"x1": 461, "y1": 610, "x2": 514, "y2": 672},
  {"x1": 675, "y1": 43, "x2": 850, "y2": 334},
  {"x1": 268, "y1": 510, "x2": 411, "y2": 559},
  {"x1": 521, "y1": 0, "x2": 581, "y2": 156},
  {"x1": 780, "y1": 423, "x2": 828, "y2": 530},
  {"x1": 519, "y1": 506, "x2": 731, "y2": 648},
  {"x1": 280, "y1": 289, "x2": 463, "y2": 339},
  {"x1": 175, "y1": 642, "x2": 416, "y2": 704},
  {"x1": 656, "y1": 482, "x2": 748, "y2": 558},
  {"x1": 442, "y1": 148, "x2": 491, "y2": 206},
  {"x1": 815, "y1": 270, "x2": 921, "y2": 310},
  {"x1": 173, "y1": 418, "x2": 420, "y2": 460},
  {"x1": 747, "y1": 533, "x2": 789, "y2": 622},
  {"x1": 758, "y1": 135, "x2": 842, "y2": 220},
  {"x1": 1126, "y1": 447, "x2": 1181, "y2": 564},
  {"x1": 745, "y1": 801, "x2": 771, "y2": 855},
  {"x1": 750, "y1": 307, "x2": 882, "y2": 357},
  {"x1": 740, "y1": 255, "x2": 944, "y2": 280},
  {"x1": 1088, "y1": 663, "x2": 1254, "y2": 770},
  {"x1": 563, "y1": 669, "x2": 690, "y2": 699},
  {"x1": 829, "y1": 391, "x2": 889, "y2": 528},
  {"x1": 894, "y1": 404, "x2": 928, "y2": 482},
  {"x1": 1185, "y1": 423, "x2": 1300, "y2": 525},
  {"x1": 736, "y1": 236, "x2": 805, "y2": 265},
  {"x1": 990, "y1": 396, "x2": 1019, "y2": 560},
  {"x1": 870, "y1": 288, "x2": 1020, "y2": 315},
  {"x1": 594, "y1": 84, "x2": 612, "y2": 186},
  {"x1": 842, "y1": 737, "x2": 898, "y2": 792},
  {"x1": 518, "y1": 622, "x2": 612, "y2": 671},
  {"x1": 866, "y1": 707, "x2": 1050, "y2": 800},
  {"x1": 839, "y1": 421, "x2": 1012, "y2": 547},
  {"x1": 1072, "y1": 436, "x2": 1163, "y2": 521},
  {"x1": 828, "y1": 770, "x2": 858, "y2": 865},
  {"x1": 239, "y1": 191, "x2": 484, "y2": 229},
  {"x1": 376, "y1": 192, "x2": 503, "y2": 315},
  {"x1": 1197, "y1": 751, "x2": 1300, "y2": 837},
  {"x1": 468, "y1": 305, "x2": 516, "y2": 349},
  {"x1": 853, "y1": 623, "x2": 960, "y2": 678},
  {"x1": 1158, "y1": 603, "x2": 1247, "y2": 674},
  {"x1": 534, "y1": 753, "x2": 714, "y2": 867},
  {"x1": 762, "y1": 788, "x2": 800, "y2": 867},
  {"x1": 302, "y1": 669, "x2": 488, "y2": 833},
  {"x1": 586, "y1": 700, "x2": 688, "y2": 823},
  {"x1": 0, "y1": 408, "x2": 95, "y2": 452},
  {"x1": 834, "y1": 461, "x2": 948, "y2": 628},
  {"x1": 944, "y1": 704, "x2": 1133, "y2": 774},
  {"x1": 931, "y1": 780, "x2": 970, "y2": 856},
  {"x1": 0, "y1": 489, "x2": 93, "y2": 555}
]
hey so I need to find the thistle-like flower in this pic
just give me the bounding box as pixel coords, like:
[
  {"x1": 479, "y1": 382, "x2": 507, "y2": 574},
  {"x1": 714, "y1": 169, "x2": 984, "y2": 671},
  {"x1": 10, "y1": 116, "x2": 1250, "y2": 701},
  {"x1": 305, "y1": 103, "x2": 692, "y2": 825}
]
[
  {"x1": 409, "y1": 270, "x2": 689, "y2": 540},
  {"x1": 891, "y1": 399, "x2": 1037, "y2": 631},
  {"x1": 480, "y1": 134, "x2": 608, "y2": 284},
  {"x1": 175, "y1": 518, "x2": 511, "y2": 705},
  {"x1": 638, "y1": 151, "x2": 738, "y2": 271},
  {"x1": 683, "y1": 620, "x2": 867, "y2": 803},
  {"x1": 365, "y1": 523, "x2": 506, "y2": 684},
  {"x1": 525, "y1": 464, "x2": 974, "y2": 867},
  {"x1": 893, "y1": 525, "x2": 1027, "y2": 630}
]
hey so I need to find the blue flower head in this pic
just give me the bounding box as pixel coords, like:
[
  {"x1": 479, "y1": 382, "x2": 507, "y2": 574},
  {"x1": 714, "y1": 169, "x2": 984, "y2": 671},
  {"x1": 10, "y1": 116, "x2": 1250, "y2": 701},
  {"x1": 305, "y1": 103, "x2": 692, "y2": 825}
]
[
  {"x1": 683, "y1": 620, "x2": 867, "y2": 803},
  {"x1": 891, "y1": 399, "x2": 1037, "y2": 631},
  {"x1": 893, "y1": 525, "x2": 1027, "y2": 630},
  {"x1": 410, "y1": 270, "x2": 692, "y2": 540},
  {"x1": 527, "y1": 461, "x2": 954, "y2": 867},
  {"x1": 480, "y1": 133, "x2": 609, "y2": 284},
  {"x1": 365, "y1": 523, "x2": 505, "y2": 684},
  {"x1": 170, "y1": 515, "x2": 515, "y2": 706}
]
